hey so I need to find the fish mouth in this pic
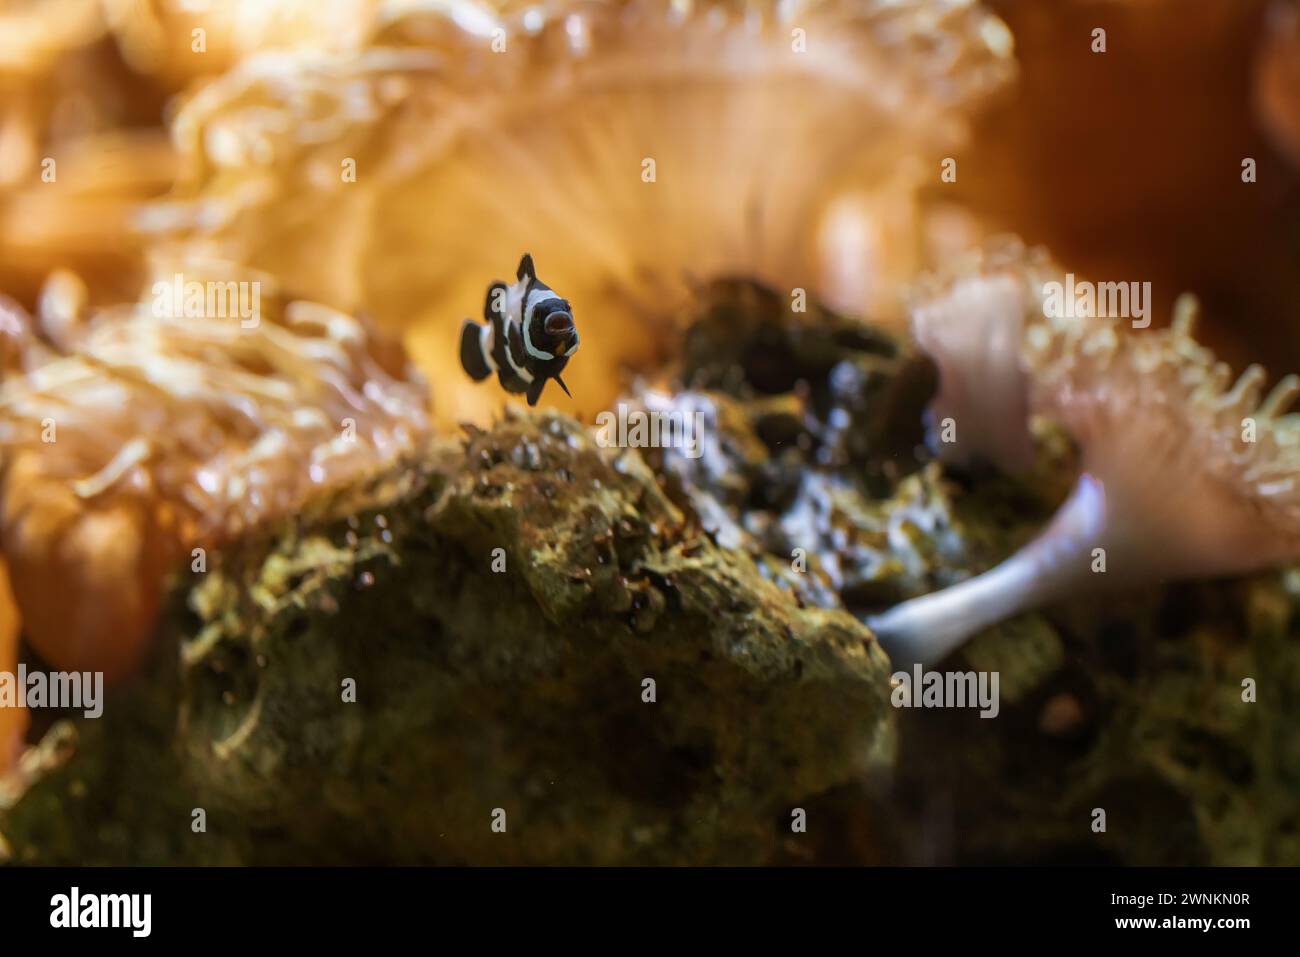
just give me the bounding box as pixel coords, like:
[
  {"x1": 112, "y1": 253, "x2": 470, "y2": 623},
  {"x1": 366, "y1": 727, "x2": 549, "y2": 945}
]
[{"x1": 544, "y1": 312, "x2": 574, "y2": 337}]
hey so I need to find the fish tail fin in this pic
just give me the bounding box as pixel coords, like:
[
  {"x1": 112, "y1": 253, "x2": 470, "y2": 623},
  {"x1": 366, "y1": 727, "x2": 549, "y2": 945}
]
[{"x1": 459, "y1": 319, "x2": 494, "y2": 382}]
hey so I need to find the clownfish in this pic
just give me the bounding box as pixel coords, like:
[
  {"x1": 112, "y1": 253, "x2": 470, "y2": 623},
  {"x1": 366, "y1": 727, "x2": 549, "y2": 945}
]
[{"x1": 458, "y1": 254, "x2": 579, "y2": 406}]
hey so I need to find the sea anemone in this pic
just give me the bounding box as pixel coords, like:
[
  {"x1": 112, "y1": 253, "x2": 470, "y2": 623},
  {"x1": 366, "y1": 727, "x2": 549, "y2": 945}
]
[
  {"x1": 0, "y1": 0, "x2": 392, "y2": 308},
  {"x1": 869, "y1": 240, "x2": 1300, "y2": 666},
  {"x1": 0, "y1": 130, "x2": 176, "y2": 308},
  {"x1": 907, "y1": 240, "x2": 1054, "y2": 472},
  {"x1": 0, "y1": 0, "x2": 106, "y2": 168},
  {"x1": 0, "y1": 267, "x2": 430, "y2": 696},
  {"x1": 0, "y1": 0, "x2": 177, "y2": 305},
  {"x1": 103, "y1": 0, "x2": 383, "y2": 83},
  {"x1": 143, "y1": 0, "x2": 1015, "y2": 423}
]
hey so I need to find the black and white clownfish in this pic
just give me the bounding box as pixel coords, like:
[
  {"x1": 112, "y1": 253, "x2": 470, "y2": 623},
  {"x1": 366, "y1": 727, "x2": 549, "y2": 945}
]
[{"x1": 458, "y1": 254, "x2": 580, "y2": 406}]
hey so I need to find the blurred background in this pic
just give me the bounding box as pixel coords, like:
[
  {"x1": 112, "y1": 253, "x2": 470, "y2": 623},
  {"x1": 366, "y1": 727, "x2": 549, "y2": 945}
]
[
  {"x1": 3, "y1": 0, "x2": 1300, "y2": 392},
  {"x1": 956, "y1": 0, "x2": 1300, "y2": 374}
]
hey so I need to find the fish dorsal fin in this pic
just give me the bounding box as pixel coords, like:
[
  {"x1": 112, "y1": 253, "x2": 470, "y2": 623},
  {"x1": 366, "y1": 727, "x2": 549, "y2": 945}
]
[{"x1": 517, "y1": 253, "x2": 536, "y2": 283}]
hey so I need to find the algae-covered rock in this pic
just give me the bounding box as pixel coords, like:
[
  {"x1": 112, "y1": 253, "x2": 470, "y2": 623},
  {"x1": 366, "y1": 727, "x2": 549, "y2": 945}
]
[{"x1": 3, "y1": 407, "x2": 896, "y2": 865}]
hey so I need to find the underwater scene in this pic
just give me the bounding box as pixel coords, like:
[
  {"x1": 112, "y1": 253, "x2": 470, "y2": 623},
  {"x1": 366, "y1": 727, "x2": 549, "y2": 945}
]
[{"x1": 0, "y1": 0, "x2": 1298, "y2": 905}]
